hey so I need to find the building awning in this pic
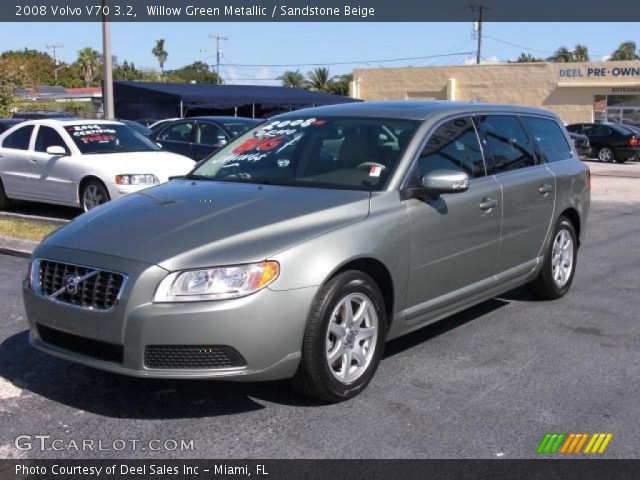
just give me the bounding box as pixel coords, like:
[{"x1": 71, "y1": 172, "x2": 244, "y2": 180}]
[{"x1": 557, "y1": 82, "x2": 640, "y2": 88}]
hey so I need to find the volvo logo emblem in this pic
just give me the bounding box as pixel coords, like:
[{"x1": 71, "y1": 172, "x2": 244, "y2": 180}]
[{"x1": 64, "y1": 276, "x2": 81, "y2": 295}]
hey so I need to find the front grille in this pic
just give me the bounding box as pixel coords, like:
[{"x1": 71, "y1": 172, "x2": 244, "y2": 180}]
[
  {"x1": 144, "y1": 345, "x2": 246, "y2": 369},
  {"x1": 37, "y1": 259, "x2": 126, "y2": 311},
  {"x1": 37, "y1": 324, "x2": 124, "y2": 363}
]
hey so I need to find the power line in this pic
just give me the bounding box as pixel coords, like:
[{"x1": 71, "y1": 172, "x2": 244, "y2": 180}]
[{"x1": 220, "y1": 51, "x2": 475, "y2": 68}]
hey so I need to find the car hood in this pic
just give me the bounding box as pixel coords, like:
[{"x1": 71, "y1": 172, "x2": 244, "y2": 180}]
[
  {"x1": 86, "y1": 151, "x2": 193, "y2": 181},
  {"x1": 42, "y1": 180, "x2": 371, "y2": 270}
]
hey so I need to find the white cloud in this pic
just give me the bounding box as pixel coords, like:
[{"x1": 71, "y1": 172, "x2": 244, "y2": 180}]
[
  {"x1": 601, "y1": 54, "x2": 612, "y2": 61},
  {"x1": 224, "y1": 66, "x2": 279, "y2": 86}
]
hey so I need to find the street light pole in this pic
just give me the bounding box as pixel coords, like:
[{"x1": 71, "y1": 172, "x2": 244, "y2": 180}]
[{"x1": 102, "y1": 0, "x2": 115, "y2": 119}]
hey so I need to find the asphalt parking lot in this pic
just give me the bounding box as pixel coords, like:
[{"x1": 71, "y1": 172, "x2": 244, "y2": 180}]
[{"x1": 1, "y1": 161, "x2": 639, "y2": 459}]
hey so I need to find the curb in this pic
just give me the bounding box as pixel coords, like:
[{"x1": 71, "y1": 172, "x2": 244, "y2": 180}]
[
  {"x1": 0, "y1": 211, "x2": 69, "y2": 226},
  {"x1": 0, "y1": 235, "x2": 37, "y2": 259}
]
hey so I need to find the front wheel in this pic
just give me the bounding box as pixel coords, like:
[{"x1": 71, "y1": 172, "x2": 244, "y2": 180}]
[
  {"x1": 597, "y1": 147, "x2": 615, "y2": 163},
  {"x1": 530, "y1": 216, "x2": 578, "y2": 300},
  {"x1": 81, "y1": 180, "x2": 110, "y2": 212},
  {"x1": 292, "y1": 271, "x2": 387, "y2": 402}
]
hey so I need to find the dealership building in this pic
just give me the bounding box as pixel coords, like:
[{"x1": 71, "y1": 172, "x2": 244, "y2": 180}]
[{"x1": 351, "y1": 60, "x2": 640, "y2": 124}]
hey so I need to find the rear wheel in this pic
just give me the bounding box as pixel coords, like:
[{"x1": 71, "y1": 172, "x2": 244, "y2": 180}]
[
  {"x1": 292, "y1": 270, "x2": 387, "y2": 402},
  {"x1": 530, "y1": 216, "x2": 577, "y2": 300},
  {"x1": 597, "y1": 146, "x2": 615, "y2": 163},
  {"x1": 81, "y1": 179, "x2": 110, "y2": 212}
]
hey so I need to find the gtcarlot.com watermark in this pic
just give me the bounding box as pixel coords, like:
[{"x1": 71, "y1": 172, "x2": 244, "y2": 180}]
[{"x1": 14, "y1": 435, "x2": 195, "y2": 452}]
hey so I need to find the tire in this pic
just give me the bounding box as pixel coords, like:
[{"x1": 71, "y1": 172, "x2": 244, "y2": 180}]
[
  {"x1": 0, "y1": 178, "x2": 11, "y2": 210},
  {"x1": 530, "y1": 216, "x2": 578, "y2": 300},
  {"x1": 291, "y1": 270, "x2": 388, "y2": 402},
  {"x1": 80, "y1": 179, "x2": 110, "y2": 212},
  {"x1": 597, "y1": 146, "x2": 615, "y2": 163}
]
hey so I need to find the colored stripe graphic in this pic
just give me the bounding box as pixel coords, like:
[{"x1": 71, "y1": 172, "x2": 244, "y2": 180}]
[{"x1": 538, "y1": 433, "x2": 613, "y2": 454}]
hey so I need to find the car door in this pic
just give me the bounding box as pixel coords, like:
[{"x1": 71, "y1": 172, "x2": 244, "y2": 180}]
[
  {"x1": 0, "y1": 124, "x2": 36, "y2": 197},
  {"x1": 154, "y1": 120, "x2": 196, "y2": 159},
  {"x1": 403, "y1": 116, "x2": 502, "y2": 319},
  {"x1": 190, "y1": 121, "x2": 229, "y2": 161},
  {"x1": 29, "y1": 125, "x2": 75, "y2": 202},
  {"x1": 475, "y1": 114, "x2": 555, "y2": 276}
]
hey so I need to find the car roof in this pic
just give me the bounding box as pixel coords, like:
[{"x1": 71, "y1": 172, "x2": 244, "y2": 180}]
[
  {"x1": 274, "y1": 101, "x2": 559, "y2": 121},
  {"x1": 15, "y1": 119, "x2": 124, "y2": 127},
  {"x1": 188, "y1": 116, "x2": 260, "y2": 123}
]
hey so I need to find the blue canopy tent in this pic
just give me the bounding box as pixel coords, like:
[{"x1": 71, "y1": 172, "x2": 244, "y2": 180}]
[{"x1": 113, "y1": 81, "x2": 358, "y2": 120}]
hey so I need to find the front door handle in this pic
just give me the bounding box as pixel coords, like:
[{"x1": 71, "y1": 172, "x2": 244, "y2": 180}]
[
  {"x1": 539, "y1": 183, "x2": 553, "y2": 195},
  {"x1": 29, "y1": 157, "x2": 38, "y2": 163},
  {"x1": 479, "y1": 198, "x2": 498, "y2": 211}
]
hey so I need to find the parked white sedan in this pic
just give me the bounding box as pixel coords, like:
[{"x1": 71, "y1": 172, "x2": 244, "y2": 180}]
[{"x1": 0, "y1": 119, "x2": 194, "y2": 211}]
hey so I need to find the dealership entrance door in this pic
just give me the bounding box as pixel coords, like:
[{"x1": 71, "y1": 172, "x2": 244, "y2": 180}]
[{"x1": 604, "y1": 94, "x2": 640, "y2": 126}]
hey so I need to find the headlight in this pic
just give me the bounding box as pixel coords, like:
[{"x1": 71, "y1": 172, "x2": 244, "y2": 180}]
[
  {"x1": 115, "y1": 174, "x2": 159, "y2": 185},
  {"x1": 154, "y1": 261, "x2": 279, "y2": 302}
]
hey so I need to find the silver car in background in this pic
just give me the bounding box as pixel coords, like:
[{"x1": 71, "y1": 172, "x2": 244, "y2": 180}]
[{"x1": 23, "y1": 102, "x2": 590, "y2": 402}]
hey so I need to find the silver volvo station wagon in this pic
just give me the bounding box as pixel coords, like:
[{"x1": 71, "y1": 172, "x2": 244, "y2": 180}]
[{"x1": 23, "y1": 102, "x2": 590, "y2": 402}]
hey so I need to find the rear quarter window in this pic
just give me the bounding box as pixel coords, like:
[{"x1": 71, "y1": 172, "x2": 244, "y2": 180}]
[
  {"x1": 2, "y1": 125, "x2": 34, "y2": 150},
  {"x1": 521, "y1": 116, "x2": 573, "y2": 163}
]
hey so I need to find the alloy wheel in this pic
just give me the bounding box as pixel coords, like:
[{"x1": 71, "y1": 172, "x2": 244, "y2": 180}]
[
  {"x1": 551, "y1": 228, "x2": 574, "y2": 288},
  {"x1": 598, "y1": 147, "x2": 613, "y2": 163},
  {"x1": 83, "y1": 184, "x2": 105, "y2": 211},
  {"x1": 325, "y1": 293, "x2": 378, "y2": 384}
]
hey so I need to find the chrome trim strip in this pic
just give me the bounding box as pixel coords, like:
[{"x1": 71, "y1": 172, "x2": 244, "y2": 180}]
[{"x1": 32, "y1": 258, "x2": 128, "y2": 313}]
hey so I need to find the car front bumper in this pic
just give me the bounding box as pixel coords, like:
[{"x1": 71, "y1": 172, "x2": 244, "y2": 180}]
[{"x1": 23, "y1": 246, "x2": 315, "y2": 381}]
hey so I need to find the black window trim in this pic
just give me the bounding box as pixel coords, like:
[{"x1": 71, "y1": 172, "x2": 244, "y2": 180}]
[
  {"x1": 194, "y1": 120, "x2": 230, "y2": 147},
  {"x1": 34, "y1": 125, "x2": 71, "y2": 155},
  {"x1": 400, "y1": 113, "x2": 489, "y2": 190}
]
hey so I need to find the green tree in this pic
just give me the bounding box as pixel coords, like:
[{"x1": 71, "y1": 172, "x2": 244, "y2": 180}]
[
  {"x1": 165, "y1": 61, "x2": 222, "y2": 84},
  {"x1": 278, "y1": 70, "x2": 306, "y2": 88},
  {"x1": 152, "y1": 39, "x2": 168, "y2": 74},
  {"x1": 511, "y1": 52, "x2": 544, "y2": 63},
  {"x1": 328, "y1": 73, "x2": 353, "y2": 96},
  {"x1": 113, "y1": 60, "x2": 144, "y2": 81},
  {"x1": 0, "y1": 56, "x2": 33, "y2": 117},
  {"x1": 609, "y1": 41, "x2": 640, "y2": 61},
  {"x1": 547, "y1": 47, "x2": 574, "y2": 62},
  {"x1": 573, "y1": 44, "x2": 590, "y2": 62},
  {"x1": 306, "y1": 67, "x2": 333, "y2": 92},
  {"x1": 76, "y1": 47, "x2": 101, "y2": 86},
  {"x1": 0, "y1": 49, "x2": 54, "y2": 86}
]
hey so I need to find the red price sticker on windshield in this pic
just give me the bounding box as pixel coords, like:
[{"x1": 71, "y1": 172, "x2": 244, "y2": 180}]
[{"x1": 233, "y1": 136, "x2": 284, "y2": 154}]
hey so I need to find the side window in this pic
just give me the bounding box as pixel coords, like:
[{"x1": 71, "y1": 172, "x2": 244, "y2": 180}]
[
  {"x1": 520, "y1": 117, "x2": 573, "y2": 163},
  {"x1": 475, "y1": 115, "x2": 536, "y2": 174},
  {"x1": 159, "y1": 122, "x2": 194, "y2": 142},
  {"x1": 195, "y1": 122, "x2": 227, "y2": 146},
  {"x1": 566, "y1": 124, "x2": 582, "y2": 133},
  {"x1": 591, "y1": 125, "x2": 611, "y2": 136},
  {"x1": 416, "y1": 116, "x2": 485, "y2": 179},
  {"x1": 2, "y1": 125, "x2": 35, "y2": 150},
  {"x1": 35, "y1": 126, "x2": 67, "y2": 153}
]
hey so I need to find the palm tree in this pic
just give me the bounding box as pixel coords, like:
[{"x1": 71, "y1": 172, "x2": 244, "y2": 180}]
[
  {"x1": 76, "y1": 47, "x2": 100, "y2": 87},
  {"x1": 573, "y1": 44, "x2": 590, "y2": 62},
  {"x1": 329, "y1": 73, "x2": 353, "y2": 96},
  {"x1": 547, "y1": 47, "x2": 574, "y2": 63},
  {"x1": 513, "y1": 52, "x2": 543, "y2": 63},
  {"x1": 278, "y1": 70, "x2": 306, "y2": 88},
  {"x1": 306, "y1": 67, "x2": 333, "y2": 92},
  {"x1": 152, "y1": 39, "x2": 168, "y2": 74},
  {"x1": 609, "y1": 41, "x2": 640, "y2": 61}
]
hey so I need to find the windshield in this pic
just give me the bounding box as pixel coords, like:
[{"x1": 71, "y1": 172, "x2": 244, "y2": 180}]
[
  {"x1": 221, "y1": 119, "x2": 261, "y2": 137},
  {"x1": 190, "y1": 116, "x2": 419, "y2": 191},
  {"x1": 64, "y1": 123, "x2": 161, "y2": 154}
]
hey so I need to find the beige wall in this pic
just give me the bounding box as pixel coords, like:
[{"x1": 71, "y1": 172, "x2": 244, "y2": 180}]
[{"x1": 353, "y1": 61, "x2": 640, "y2": 123}]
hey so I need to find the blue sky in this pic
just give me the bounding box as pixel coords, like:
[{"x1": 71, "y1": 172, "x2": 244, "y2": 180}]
[{"x1": 0, "y1": 22, "x2": 637, "y2": 84}]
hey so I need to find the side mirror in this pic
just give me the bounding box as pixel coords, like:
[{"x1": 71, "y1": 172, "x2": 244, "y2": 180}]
[
  {"x1": 46, "y1": 145, "x2": 67, "y2": 156},
  {"x1": 401, "y1": 169, "x2": 469, "y2": 200},
  {"x1": 156, "y1": 142, "x2": 163, "y2": 149},
  {"x1": 421, "y1": 169, "x2": 470, "y2": 194}
]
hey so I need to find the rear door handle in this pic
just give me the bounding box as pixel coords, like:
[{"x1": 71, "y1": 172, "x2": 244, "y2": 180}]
[
  {"x1": 29, "y1": 157, "x2": 38, "y2": 163},
  {"x1": 479, "y1": 198, "x2": 498, "y2": 211},
  {"x1": 539, "y1": 183, "x2": 553, "y2": 195}
]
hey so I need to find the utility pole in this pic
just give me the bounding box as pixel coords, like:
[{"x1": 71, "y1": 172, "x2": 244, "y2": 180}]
[
  {"x1": 102, "y1": 0, "x2": 114, "y2": 119},
  {"x1": 46, "y1": 43, "x2": 64, "y2": 83},
  {"x1": 471, "y1": 4, "x2": 490, "y2": 65},
  {"x1": 209, "y1": 35, "x2": 228, "y2": 84}
]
